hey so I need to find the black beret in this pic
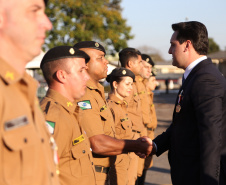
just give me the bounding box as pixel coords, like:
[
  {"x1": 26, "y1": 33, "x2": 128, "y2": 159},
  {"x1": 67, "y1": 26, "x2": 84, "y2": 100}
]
[
  {"x1": 44, "y1": 0, "x2": 48, "y2": 5},
  {"x1": 141, "y1": 54, "x2": 155, "y2": 66},
  {"x1": 106, "y1": 67, "x2": 135, "y2": 83},
  {"x1": 119, "y1": 47, "x2": 141, "y2": 56},
  {"x1": 40, "y1": 46, "x2": 90, "y2": 68},
  {"x1": 73, "y1": 41, "x2": 106, "y2": 54}
]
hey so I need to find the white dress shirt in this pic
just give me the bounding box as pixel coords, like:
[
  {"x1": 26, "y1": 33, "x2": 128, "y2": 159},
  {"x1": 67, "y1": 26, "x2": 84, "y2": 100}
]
[{"x1": 183, "y1": 56, "x2": 207, "y2": 80}]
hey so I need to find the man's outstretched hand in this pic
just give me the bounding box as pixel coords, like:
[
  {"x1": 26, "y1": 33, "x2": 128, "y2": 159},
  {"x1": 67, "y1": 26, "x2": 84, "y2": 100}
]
[{"x1": 135, "y1": 136, "x2": 153, "y2": 158}]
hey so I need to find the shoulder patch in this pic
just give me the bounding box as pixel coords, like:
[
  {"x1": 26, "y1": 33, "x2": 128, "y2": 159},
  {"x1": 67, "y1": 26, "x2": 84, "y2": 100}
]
[
  {"x1": 77, "y1": 100, "x2": 92, "y2": 110},
  {"x1": 46, "y1": 121, "x2": 55, "y2": 134}
]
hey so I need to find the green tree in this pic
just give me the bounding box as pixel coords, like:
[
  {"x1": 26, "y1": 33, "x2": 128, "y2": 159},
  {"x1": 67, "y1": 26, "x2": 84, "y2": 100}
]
[
  {"x1": 44, "y1": 0, "x2": 133, "y2": 54},
  {"x1": 208, "y1": 38, "x2": 220, "y2": 54}
]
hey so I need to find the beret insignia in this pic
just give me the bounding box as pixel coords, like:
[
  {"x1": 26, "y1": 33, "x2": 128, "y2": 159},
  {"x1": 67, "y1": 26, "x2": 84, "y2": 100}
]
[
  {"x1": 146, "y1": 58, "x2": 149, "y2": 62},
  {"x1": 69, "y1": 48, "x2": 75, "y2": 55},
  {"x1": 95, "y1": 42, "x2": 99, "y2": 47},
  {"x1": 122, "y1": 70, "x2": 126, "y2": 75}
]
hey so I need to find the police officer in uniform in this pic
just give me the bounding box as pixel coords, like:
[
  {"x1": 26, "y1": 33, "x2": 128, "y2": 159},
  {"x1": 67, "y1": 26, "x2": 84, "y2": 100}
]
[
  {"x1": 118, "y1": 48, "x2": 146, "y2": 185},
  {"x1": 40, "y1": 46, "x2": 96, "y2": 185},
  {"x1": 74, "y1": 41, "x2": 153, "y2": 185},
  {"x1": 106, "y1": 67, "x2": 135, "y2": 185},
  {"x1": 138, "y1": 54, "x2": 158, "y2": 185},
  {"x1": 134, "y1": 52, "x2": 153, "y2": 179},
  {"x1": 0, "y1": 0, "x2": 60, "y2": 184}
]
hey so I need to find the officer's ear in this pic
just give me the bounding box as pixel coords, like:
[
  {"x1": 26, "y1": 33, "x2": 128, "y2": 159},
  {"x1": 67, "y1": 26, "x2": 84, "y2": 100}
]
[
  {"x1": 184, "y1": 40, "x2": 192, "y2": 52},
  {"x1": 55, "y1": 70, "x2": 67, "y2": 84},
  {"x1": 112, "y1": 81, "x2": 118, "y2": 90},
  {"x1": 127, "y1": 60, "x2": 133, "y2": 68}
]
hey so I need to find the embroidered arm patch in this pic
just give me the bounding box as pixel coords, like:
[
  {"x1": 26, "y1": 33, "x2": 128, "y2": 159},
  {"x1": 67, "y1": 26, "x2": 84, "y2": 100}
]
[
  {"x1": 77, "y1": 100, "x2": 92, "y2": 110},
  {"x1": 46, "y1": 121, "x2": 55, "y2": 134}
]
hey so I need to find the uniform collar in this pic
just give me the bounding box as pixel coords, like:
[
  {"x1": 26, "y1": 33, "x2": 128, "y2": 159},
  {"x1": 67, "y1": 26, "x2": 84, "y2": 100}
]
[
  {"x1": 86, "y1": 79, "x2": 105, "y2": 98},
  {"x1": 135, "y1": 75, "x2": 144, "y2": 82},
  {"x1": 0, "y1": 57, "x2": 38, "y2": 104},
  {"x1": 46, "y1": 89, "x2": 77, "y2": 113},
  {"x1": 0, "y1": 57, "x2": 25, "y2": 84},
  {"x1": 108, "y1": 93, "x2": 128, "y2": 106}
]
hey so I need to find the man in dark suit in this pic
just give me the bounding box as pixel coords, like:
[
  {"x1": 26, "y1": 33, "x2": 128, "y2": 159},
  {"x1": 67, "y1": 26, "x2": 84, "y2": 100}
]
[{"x1": 152, "y1": 21, "x2": 226, "y2": 185}]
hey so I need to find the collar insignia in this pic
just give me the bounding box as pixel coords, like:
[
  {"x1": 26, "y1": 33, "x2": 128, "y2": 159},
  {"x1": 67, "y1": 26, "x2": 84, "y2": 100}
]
[{"x1": 5, "y1": 71, "x2": 14, "y2": 80}]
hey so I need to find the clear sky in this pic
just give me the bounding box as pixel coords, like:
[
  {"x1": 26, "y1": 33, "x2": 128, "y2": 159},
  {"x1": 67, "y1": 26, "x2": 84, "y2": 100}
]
[{"x1": 121, "y1": 0, "x2": 226, "y2": 61}]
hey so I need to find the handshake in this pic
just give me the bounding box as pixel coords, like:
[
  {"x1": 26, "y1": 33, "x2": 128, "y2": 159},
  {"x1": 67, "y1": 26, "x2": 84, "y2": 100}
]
[{"x1": 134, "y1": 137, "x2": 156, "y2": 158}]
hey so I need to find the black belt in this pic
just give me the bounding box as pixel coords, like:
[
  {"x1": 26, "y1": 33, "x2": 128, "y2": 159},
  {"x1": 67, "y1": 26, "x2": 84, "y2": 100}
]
[
  {"x1": 95, "y1": 165, "x2": 110, "y2": 174},
  {"x1": 147, "y1": 127, "x2": 155, "y2": 131},
  {"x1": 132, "y1": 130, "x2": 141, "y2": 133}
]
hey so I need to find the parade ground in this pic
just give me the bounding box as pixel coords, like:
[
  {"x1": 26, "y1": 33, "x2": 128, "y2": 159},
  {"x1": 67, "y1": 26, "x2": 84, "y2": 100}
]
[{"x1": 145, "y1": 92, "x2": 178, "y2": 185}]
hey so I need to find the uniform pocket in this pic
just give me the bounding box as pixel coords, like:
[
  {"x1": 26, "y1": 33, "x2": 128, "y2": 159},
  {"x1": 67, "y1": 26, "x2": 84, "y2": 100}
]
[
  {"x1": 116, "y1": 120, "x2": 132, "y2": 139},
  {"x1": 70, "y1": 140, "x2": 92, "y2": 178},
  {"x1": 2, "y1": 123, "x2": 38, "y2": 185}
]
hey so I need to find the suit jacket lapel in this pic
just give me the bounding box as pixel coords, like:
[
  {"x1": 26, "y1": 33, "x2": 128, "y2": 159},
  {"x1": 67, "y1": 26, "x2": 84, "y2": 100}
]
[
  {"x1": 172, "y1": 58, "x2": 212, "y2": 119},
  {"x1": 181, "y1": 58, "x2": 212, "y2": 89}
]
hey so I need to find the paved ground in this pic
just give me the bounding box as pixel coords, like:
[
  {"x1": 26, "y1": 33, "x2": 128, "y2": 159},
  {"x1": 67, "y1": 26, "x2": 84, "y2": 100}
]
[{"x1": 145, "y1": 92, "x2": 178, "y2": 185}]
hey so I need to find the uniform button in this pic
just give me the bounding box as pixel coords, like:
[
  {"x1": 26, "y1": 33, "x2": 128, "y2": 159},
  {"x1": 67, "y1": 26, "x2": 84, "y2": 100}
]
[
  {"x1": 82, "y1": 150, "x2": 86, "y2": 154},
  {"x1": 41, "y1": 138, "x2": 44, "y2": 143},
  {"x1": 24, "y1": 138, "x2": 27, "y2": 143},
  {"x1": 51, "y1": 172, "x2": 54, "y2": 177}
]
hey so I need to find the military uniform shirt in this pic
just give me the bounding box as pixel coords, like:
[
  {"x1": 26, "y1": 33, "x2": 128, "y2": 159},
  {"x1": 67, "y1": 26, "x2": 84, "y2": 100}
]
[
  {"x1": 146, "y1": 91, "x2": 157, "y2": 133},
  {"x1": 0, "y1": 58, "x2": 60, "y2": 185},
  {"x1": 107, "y1": 94, "x2": 133, "y2": 140},
  {"x1": 77, "y1": 80, "x2": 115, "y2": 167},
  {"x1": 40, "y1": 89, "x2": 96, "y2": 185},
  {"x1": 124, "y1": 80, "x2": 145, "y2": 133},
  {"x1": 135, "y1": 75, "x2": 152, "y2": 127}
]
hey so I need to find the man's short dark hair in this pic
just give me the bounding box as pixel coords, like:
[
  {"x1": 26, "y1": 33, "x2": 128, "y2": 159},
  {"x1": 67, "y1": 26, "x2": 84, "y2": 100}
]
[
  {"x1": 41, "y1": 59, "x2": 71, "y2": 86},
  {"x1": 172, "y1": 21, "x2": 209, "y2": 55},
  {"x1": 119, "y1": 48, "x2": 141, "y2": 67}
]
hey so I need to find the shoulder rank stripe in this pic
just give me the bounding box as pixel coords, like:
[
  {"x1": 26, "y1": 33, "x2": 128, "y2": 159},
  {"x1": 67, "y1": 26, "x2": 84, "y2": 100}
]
[
  {"x1": 100, "y1": 105, "x2": 107, "y2": 112},
  {"x1": 44, "y1": 101, "x2": 51, "y2": 114},
  {"x1": 72, "y1": 134, "x2": 85, "y2": 145},
  {"x1": 120, "y1": 117, "x2": 129, "y2": 122}
]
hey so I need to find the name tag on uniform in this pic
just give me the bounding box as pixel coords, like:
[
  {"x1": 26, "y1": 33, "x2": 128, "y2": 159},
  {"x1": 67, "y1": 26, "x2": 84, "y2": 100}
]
[
  {"x1": 120, "y1": 117, "x2": 129, "y2": 122},
  {"x1": 72, "y1": 134, "x2": 85, "y2": 145},
  {"x1": 100, "y1": 105, "x2": 107, "y2": 112},
  {"x1": 4, "y1": 115, "x2": 29, "y2": 131}
]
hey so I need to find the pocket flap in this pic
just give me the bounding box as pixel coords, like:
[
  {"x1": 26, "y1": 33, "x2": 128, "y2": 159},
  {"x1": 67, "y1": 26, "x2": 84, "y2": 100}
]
[
  {"x1": 100, "y1": 110, "x2": 108, "y2": 121},
  {"x1": 3, "y1": 123, "x2": 38, "y2": 151},
  {"x1": 71, "y1": 140, "x2": 89, "y2": 159},
  {"x1": 121, "y1": 121, "x2": 132, "y2": 130}
]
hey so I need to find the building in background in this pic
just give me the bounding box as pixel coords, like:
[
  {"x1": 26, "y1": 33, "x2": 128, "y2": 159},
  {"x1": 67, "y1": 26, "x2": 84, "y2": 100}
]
[{"x1": 208, "y1": 50, "x2": 226, "y2": 77}]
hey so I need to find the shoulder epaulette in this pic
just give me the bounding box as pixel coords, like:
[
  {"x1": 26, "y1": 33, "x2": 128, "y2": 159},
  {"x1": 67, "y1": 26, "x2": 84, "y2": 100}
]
[{"x1": 44, "y1": 101, "x2": 51, "y2": 114}]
